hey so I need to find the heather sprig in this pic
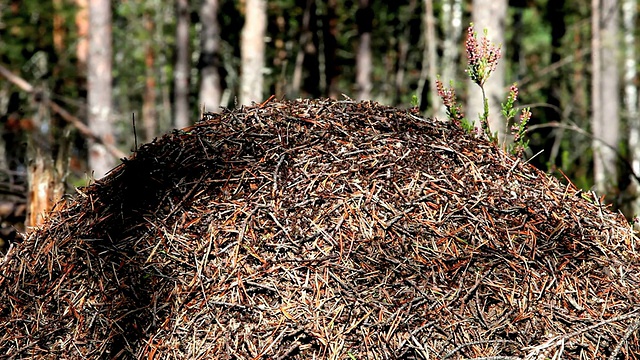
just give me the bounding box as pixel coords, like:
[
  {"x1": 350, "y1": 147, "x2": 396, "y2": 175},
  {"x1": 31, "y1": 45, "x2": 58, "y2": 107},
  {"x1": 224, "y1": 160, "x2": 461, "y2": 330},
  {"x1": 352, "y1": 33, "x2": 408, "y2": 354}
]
[
  {"x1": 465, "y1": 25, "x2": 502, "y2": 87},
  {"x1": 501, "y1": 84, "x2": 519, "y2": 120},
  {"x1": 509, "y1": 107, "x2": 531, "y2": 157},
  {"x1": 436, "y1": 24, "x2": 530, "y2": 157},
  {"x1": 465, "y1": 24, "x2": 502, "y2": 142},
  {"x1": 436, "y1": 78, "x2": 466, "y2": 127}
]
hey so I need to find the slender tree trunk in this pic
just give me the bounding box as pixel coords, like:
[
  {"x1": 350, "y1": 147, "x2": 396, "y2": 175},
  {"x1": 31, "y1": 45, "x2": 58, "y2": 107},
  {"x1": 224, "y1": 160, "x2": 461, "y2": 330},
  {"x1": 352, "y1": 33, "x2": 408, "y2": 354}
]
[
  {"x1": 87, "y1": 0, "x2": 115, "y2": 179},
  {"x1": 174, "y1": 0, "x2": 190, "y2": 128},
  {"x1": 623, "y1": 0, "x2": 640, "y2": 216},
  {"x1": 591, "y1": 0, "x2": 620, "y2": 195},
  {"x1": 142, "y1": 14, "x2": 157, "y2": 142},
  {"x1": 546, "y1": 0, "x2": 567, "y2": 165},
  {"x1": 394, "y1": 0, "x2": 417, "y2": 105},
  {"x1": 417, "y1": 0, "x2": 438, "y2": 115},
  {"x1": 75, "y1": 0, "x2": 89, "y2": 67},
  {"x1": 291, "y1": 0, "x2": 313, "y2": 98},
  {"x1": 467, "y1": 0, "x2": 507, "y2": 140},
  {"x1": 439, "y1": 0, "x2": 463, "y2": 119},
  {"x1": 174, "y1": 0, "x2": 191, "y2": 128},
  {"x1": 356, "y1": 0, "x2": 372, "y2": 100},
  {"x1": 199, "y1": 0, "x2": 222, "y2": 114},
  {"x1": 324, "y1": 0, "x2": 339, "y2": 99},
  {"x1": 240, "y1": 0, "x2": 267, "y2": 105}
]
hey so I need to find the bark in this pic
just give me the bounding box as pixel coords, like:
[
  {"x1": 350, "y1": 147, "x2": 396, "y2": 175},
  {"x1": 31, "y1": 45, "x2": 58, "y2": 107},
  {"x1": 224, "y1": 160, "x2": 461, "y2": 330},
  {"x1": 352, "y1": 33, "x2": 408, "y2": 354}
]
[
  {"x1": 323, "y1": 0, "x2": 339, "y2": 99},
  {"x1": 291, "y1": 0, "x2": 313, "y2": 98},
  {"x1": 87, "y1": 0, "x2": 115, "y2": 179},
  {"x1": 623, "y1": 0, "x2": 640, "y2": 216},
  {"x1": 394, "y1": 0, "x2": 417, "y2": 105},
  {"x1": 355, "y1": 0, "x2": 373, "y2": 100},
  {"x1": 439, "y1": 0, "x2": 463, "y2": 115},
  {"x1": 199, "y1": 0, "x2": 222, "y2": 114},
  {"x1": 467, "y1": 0, "x2": 507, "y2": 141},
  {"x1": 142, "y1": 14, "x2": 157, "y2": 142},
  {"x1": 545, "y1": 0, "x2": 567, "y2": 166},
  {"x1": 27, "y1": 90, "x2": 68, "y2": 227},
  {"x1": 417, "y1": 0, "x2": 439, "y2": 115},
  {"x1": 75, "y1": 0, "x2": 89, "y2": 69},
  {"x1": 240, "y1": 0, "x2": 267, "y2": 105},
  {"x1": 174, "y1": 0, "x2": 191, "y2": 128},
  {"x1": 591, "y1": 0, "x2": 620, "y2": 195},
  {"x1": 52, "y1": 0, "x2": 65, "y2": 54},
  {"x1": 74, "y1": 0, "x2": 89, "y2": 163}
]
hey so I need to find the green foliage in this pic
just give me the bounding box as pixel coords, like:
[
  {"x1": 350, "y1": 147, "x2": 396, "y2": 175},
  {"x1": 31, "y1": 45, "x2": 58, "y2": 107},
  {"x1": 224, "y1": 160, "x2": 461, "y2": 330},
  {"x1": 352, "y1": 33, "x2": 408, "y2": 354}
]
[{"x1": 411, "y1": 94, "x2": 419, "y2": 108}]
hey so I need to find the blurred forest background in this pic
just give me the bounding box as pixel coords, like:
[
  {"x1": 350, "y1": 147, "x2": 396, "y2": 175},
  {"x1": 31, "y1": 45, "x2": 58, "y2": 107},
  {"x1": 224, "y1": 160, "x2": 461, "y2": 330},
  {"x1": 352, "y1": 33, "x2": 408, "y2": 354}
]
[{"x1": 0, "y1": 0, "x2": 638, "y2": 249}]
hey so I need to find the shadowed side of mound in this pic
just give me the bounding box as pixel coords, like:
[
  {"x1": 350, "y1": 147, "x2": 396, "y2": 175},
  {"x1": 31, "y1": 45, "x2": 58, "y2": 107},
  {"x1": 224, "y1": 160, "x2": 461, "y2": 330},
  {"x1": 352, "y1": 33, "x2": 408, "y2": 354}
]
[{"x1": 0, "y1": 99, "x2": 639, "y2": 359}]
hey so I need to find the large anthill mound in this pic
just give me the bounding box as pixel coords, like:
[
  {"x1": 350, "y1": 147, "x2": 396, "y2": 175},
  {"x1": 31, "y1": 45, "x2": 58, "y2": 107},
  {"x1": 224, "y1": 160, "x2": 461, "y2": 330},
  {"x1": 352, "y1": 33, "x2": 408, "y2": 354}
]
[{"x1": 1, "y1": 99, "x2": 639, "y2": 359}]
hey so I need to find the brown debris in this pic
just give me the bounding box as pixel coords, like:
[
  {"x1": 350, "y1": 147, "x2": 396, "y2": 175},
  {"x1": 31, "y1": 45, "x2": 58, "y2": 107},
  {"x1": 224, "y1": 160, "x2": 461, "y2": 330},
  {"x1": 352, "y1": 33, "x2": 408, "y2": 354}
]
[{"x1": 1, "y1": 98, "x2": 639, "y2": 359}]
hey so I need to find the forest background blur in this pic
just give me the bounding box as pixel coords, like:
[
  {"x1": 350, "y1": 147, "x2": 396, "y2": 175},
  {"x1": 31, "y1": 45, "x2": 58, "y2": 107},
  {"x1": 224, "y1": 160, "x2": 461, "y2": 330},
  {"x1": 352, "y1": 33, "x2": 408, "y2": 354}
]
[{"x1": 0, "y1": 0, "x2": 636, "y2": 241}]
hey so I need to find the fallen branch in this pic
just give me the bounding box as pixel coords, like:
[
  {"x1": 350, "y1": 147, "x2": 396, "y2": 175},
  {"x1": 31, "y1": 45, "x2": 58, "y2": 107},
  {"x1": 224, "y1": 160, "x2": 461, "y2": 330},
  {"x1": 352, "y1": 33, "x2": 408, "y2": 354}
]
[{"x1": 0, "y1": 63, "x2": 127, "y2": 159}]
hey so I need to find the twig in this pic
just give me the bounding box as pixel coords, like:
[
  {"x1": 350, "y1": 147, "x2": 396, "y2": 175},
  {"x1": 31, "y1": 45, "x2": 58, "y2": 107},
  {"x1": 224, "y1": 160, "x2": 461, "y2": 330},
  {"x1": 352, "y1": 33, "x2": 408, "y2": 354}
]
[{"x1": 0, "y1": 63, "x2": 127, "y2": 159}]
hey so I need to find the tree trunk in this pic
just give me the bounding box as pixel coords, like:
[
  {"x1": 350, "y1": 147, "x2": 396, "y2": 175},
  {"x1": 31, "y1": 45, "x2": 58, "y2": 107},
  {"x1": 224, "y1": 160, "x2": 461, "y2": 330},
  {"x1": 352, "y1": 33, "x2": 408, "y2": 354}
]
[
  {"x1": 417, "y1": 0, "x2": 439, "y2": 115},
  {"x1": 87, "y1": 0, "x2": 115, "y2": 179},
  {"x1": 591, "y1": 0, "x2": 620, "y2": 195},
  {"x1": 356, "y1": 0, "x2": 373, "y2": 100},
  {"x1": 545, "y1": 0, "x2": 567, "y2": 165},
  {"x1": 199, "y1": 0, "x2": 222, "y2": 114},
  {"x1": 291, "y1": 0, "x2": 313, "y2": 98},
  {"x1": 240, "y1": 0, "x2": 267, "y2": 105},
  {"x1": 438, "y1": 0, "x2": 463, "y2": 119},
  {"x1": 324, "y1": 0, "x2": 339, "y2": 99},
  {"x1": 623, "y1": 0, "x2": 640, "y2": 216},
  {"x1": 174, "y1": 0, "x2": 191, "y2": 128},
  {"x1": 142, "y1": 14, "x2": 157, "y2": 142},
  {"x1": 75, "y1": 0, "x2": 89, "y2": 67},
  {"x1": 467, "y1": 0, "x2": 507, "y2": 141}
]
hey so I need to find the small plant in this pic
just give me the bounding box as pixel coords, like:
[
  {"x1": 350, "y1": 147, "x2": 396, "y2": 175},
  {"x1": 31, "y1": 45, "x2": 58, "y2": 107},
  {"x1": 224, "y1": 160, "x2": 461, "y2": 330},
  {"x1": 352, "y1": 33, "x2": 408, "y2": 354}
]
[
  {"x1": 501, "y1": 84, "x2": 531, "y2": 156},
  {"x1": 465, "y1": 24, "x2": 502, "y2": 142},
  {"x1": 436, "y1": 24, "x2": 530, "y2": 157},
  {"x1": 411, "y1": 94, "x2": 420, "y2": 108},
  {"x1": 435, "y1": 78, "x2": 467, "y2": 129}
]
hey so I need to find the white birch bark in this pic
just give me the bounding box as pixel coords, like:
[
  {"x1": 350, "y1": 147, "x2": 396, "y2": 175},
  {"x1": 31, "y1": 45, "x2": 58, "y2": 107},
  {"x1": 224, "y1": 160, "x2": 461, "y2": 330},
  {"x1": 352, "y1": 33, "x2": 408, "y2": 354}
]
[
  {"x1": 87, "y1": 0, "x2": 115, "y2": 179},
  {"x1": 592, "y1": 0, "x2": 620, "y2": 195},
  {"x1": 240, "y1": 0, "x2": 267, "y2": 105},
  {"x1": 174, "y1": 0, "x2": 191, "y2": 128},
  {"x1": 623, "y1": 0, "x2": 640, "y2": 216},
  {"x1": 438, "y1": 0, "x2": 463, "y2": 120},
  {"x1": 199, "y1": 0, "x2": 222, "y2": 113}
]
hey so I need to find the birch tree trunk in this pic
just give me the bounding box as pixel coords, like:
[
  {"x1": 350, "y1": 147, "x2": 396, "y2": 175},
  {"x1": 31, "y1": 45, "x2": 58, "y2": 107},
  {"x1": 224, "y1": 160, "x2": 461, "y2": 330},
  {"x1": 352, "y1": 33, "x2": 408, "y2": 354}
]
[
  {"x1": 623, "y1": 0, "x2": 640, "y2": 216},
  {"x1": 467, "y1": 0, "x2": 507, "y2": 141},
  {"x1": 174, "y1": 0, "x2": 191, "y2": 128},
  {"x1": 87, "y1": 0, "x2": 115, "y2": 179},
  {"x1": 199, "y1": 0, "x2": 222, "y2": 114},
  {"x1": 240, "y1": 0, "x2": 267, "y2": 105},
  {"x1": 355, "y1": 0, "x2": 372, "y2": 100},
  {"x1": 438, "y1": 0, "x2": 463, "y2": 119},
  {"x1": 591, "y1": 0, "x2": 620, "y2": 195}
]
